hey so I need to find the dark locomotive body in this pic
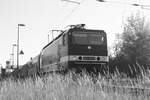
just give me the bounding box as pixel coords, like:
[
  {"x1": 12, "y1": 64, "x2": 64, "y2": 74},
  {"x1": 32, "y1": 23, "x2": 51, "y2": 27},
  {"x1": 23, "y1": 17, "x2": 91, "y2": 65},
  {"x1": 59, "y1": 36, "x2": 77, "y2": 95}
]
[
  {"x1": 11, "y1": 24, "x2": 109, "y2": 77},
  {"x1": 67, "y1": 28, "x2": 108, "y2": 72}
]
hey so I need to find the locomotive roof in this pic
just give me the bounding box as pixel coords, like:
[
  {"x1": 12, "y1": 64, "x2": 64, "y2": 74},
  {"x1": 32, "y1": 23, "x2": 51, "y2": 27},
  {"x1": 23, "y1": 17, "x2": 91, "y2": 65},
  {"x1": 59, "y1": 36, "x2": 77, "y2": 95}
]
[
  {"x1": 69, "y1": 28, "x2": 106, "y2": 33},
  {"x1": 42, "y1": 28, "x2": 106, "y2": 50}
]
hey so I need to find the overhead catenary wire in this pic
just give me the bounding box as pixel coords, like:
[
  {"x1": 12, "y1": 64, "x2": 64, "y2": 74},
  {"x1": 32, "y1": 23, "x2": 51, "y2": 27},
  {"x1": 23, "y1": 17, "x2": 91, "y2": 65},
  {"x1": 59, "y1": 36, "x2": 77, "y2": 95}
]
[
  {"x1": 59, "y1": 0, "x2": 85, "y2": 29},
  {"x1": 97, "y1": 0, "x2": 137, "y2": 6},
  {"x1": 51, "y1": 0, "x2": 81, "y2": 30},
  {"x1": 97, "y1": 0, "x2": 150, "y2": 9},
  {"x1": 47, "y1": 1, "x2": 68, "y2": 43},
  {"x1": 47, "y1": 0, "x2": 85, "y2": 43}
]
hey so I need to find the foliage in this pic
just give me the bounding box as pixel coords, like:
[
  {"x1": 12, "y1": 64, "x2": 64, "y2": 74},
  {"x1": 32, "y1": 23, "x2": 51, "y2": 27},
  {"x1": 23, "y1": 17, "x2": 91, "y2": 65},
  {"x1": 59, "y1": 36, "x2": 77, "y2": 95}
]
[
  {"x1": 122, "y1": 13, "x2": 150, "y2": 65},
  {"x1": 111, "y1": 13, "x2": 150, "y2": 73},
  {"x1": 0, "y1": 72, "x2": 150, "y2": 100}
]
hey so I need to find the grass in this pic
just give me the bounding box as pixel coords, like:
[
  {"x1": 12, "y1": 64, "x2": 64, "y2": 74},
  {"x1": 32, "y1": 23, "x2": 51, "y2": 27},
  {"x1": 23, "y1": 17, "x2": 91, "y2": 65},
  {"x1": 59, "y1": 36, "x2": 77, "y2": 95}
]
[{"x1": 0, "y1": 71, "x2": 150, "y2": 100}]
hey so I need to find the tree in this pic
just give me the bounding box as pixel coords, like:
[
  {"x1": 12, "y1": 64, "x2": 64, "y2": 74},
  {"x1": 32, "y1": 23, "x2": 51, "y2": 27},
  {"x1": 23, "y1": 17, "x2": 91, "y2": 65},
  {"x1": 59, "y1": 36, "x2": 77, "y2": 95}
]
[{"x1": 119, "y1": 13, "x2": 150, "y2": 67}]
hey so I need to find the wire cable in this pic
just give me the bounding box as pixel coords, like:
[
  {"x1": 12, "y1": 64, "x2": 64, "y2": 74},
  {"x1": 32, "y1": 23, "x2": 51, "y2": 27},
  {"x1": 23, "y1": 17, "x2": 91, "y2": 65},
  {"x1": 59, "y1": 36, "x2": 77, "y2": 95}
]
[{"x1": 59, "y1": 0, "x2": 85, "y2": 29}]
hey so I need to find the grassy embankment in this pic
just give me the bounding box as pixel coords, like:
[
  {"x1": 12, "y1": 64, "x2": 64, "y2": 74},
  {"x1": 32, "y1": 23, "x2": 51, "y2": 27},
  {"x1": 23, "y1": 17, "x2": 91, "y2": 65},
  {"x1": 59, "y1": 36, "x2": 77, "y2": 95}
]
[{"x1": 0, "y1": 70, "x2": 150, "y2": 100}]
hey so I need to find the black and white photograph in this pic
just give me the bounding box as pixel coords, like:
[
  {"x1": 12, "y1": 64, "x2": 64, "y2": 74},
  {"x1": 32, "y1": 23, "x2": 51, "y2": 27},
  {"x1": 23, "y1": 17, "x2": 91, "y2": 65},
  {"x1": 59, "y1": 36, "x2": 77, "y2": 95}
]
[{"x1": 0, "y1": 0, "x2": 150, "y2": 99}]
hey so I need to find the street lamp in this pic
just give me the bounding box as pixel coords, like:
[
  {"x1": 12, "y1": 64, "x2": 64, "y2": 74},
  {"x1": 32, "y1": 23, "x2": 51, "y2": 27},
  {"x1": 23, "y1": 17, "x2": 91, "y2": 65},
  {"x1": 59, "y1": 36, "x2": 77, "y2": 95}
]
[
  {"x1": 11, "y1": 44, "x2": 17, "y2": 68},
  {"x1": 96, "y1": 0, "x2": 105, "y2": 2},
  {"x1": 17, "y1": 24, "x2": 25, "y2": 69},
  {"x1": 61, "y1": 0, "x2": 80, "y2": 5}
]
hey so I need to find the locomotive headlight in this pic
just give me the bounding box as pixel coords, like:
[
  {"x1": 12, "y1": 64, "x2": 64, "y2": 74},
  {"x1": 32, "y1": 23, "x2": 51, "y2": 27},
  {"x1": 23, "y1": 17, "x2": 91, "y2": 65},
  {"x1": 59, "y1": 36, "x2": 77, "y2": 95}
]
[
  {"x1": 100, "y1": 56, "x2": 109, "y2": 62},
  {"x1": 69, "y1": 56, "x2": 79, "y2": 61}
]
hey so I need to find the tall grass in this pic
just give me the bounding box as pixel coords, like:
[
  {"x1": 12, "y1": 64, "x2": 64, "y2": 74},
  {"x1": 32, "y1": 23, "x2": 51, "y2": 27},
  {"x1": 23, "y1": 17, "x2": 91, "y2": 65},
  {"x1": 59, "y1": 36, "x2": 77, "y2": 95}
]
[{"x1": 0, "y1": 71, "x2": 150, "y2": 100}]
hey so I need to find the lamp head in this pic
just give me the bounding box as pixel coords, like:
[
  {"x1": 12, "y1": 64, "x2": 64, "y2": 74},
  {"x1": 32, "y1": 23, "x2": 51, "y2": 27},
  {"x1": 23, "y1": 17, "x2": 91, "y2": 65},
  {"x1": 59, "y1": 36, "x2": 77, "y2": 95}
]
[{"x1": 18, "y1": 24, "x2": 25, "y2": 26}]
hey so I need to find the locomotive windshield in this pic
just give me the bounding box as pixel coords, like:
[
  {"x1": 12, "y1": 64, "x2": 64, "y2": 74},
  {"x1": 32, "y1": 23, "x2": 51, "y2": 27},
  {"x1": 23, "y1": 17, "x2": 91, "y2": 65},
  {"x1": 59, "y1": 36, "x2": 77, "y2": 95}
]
[{"x1": 72, "y1": 32, "x2": 105, "y2": 45}]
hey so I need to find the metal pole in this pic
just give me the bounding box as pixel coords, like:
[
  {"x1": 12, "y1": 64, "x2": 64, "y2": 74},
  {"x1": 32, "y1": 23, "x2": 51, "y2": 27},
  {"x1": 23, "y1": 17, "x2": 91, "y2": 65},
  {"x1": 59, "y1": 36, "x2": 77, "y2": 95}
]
[
  {"x1": 16, "y1": 24, "x2": 25, "y2": 69},
  {"x1": 48, "y1": 34, "x2": 49, "y2": 43},
  {"x1": 12, "y1": 44, "x2": 16, "y2": 67},
  {"x1": 12, "y1": 45, "x2": 14, "y2": 67},
  {"x1": 52, "y1": 30, "x2": 54, "y2": 40},
  {"x1": 17, "y1": 25, "x2": 19, "y2": 69},
  {"x1": 9, "y1": 54, "x2": 12, "y2": 66}
]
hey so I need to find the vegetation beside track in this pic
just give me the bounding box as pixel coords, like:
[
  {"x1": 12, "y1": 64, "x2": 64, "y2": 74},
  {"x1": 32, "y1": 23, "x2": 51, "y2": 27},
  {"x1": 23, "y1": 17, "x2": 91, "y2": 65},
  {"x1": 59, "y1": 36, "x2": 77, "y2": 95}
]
[{"x1": 0, "y1": 71, "x2": 150, "y2": 100}]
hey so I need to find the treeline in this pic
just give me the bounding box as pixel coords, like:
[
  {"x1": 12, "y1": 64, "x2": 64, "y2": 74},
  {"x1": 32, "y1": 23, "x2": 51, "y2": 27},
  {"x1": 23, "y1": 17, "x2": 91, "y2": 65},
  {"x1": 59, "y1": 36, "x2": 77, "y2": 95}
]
[{"x1": 109, "y1": 13, "x2": 150, "y2": 76}]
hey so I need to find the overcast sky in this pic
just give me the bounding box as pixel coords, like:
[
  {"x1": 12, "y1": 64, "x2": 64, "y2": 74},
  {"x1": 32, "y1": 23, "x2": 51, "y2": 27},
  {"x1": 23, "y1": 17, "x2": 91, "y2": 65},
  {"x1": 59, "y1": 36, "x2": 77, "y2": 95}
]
[{"x1": 0, "y1": 0, "x2": 150, "y2": 67}]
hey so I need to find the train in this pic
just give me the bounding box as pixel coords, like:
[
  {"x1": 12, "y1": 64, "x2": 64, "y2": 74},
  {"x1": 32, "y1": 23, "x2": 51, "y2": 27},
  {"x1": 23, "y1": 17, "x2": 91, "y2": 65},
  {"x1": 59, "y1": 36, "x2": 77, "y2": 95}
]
[{"x1": 10, "y1": 24, "x2": 109, "y2": 78}]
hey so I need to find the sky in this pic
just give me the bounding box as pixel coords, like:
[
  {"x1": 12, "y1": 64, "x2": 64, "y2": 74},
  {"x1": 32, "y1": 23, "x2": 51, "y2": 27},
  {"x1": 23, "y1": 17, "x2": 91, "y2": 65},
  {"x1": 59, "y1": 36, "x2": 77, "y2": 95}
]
[{"x1": 0, "y1": 0, "x2": 150, "y2": 67}]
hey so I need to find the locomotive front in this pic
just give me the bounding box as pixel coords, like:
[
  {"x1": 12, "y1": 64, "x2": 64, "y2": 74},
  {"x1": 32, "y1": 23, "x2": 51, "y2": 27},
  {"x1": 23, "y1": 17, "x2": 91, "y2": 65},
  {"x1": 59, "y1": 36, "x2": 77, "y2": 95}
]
[{"x1": 63, "y1": 28, "x2": 109, "y2": 72}]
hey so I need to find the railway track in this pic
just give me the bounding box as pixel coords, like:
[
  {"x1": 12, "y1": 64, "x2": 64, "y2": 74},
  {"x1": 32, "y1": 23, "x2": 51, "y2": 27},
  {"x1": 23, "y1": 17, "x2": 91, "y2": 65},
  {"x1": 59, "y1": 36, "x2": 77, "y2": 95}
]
[
  {"x1": 94, "y1": 78, "x2": 150, "y2": 97},
  {"x1": 101, "y1": 84, "x2": 150, "y2": 96}
]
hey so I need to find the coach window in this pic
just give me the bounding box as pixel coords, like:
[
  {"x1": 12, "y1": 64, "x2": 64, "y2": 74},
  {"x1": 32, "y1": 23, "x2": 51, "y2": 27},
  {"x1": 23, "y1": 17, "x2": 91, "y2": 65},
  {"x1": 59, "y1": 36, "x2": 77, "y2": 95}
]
[{"x1": 63, "y1": 34, "x2": 66, "y2": 45}]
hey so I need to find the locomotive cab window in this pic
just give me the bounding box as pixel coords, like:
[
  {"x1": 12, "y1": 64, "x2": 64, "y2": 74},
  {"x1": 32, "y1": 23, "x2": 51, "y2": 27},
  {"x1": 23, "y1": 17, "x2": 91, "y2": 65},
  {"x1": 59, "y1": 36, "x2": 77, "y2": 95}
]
[{"x1": 72, "y1": 32, "x2": 105, "y2": 45}]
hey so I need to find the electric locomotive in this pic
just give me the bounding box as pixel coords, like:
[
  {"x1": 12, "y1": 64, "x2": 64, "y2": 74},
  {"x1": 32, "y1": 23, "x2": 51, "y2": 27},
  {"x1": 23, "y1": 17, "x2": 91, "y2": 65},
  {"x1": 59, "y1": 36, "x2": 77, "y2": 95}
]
[{"x1": 39, "y1": 24, "x2": 109, "y2": 74}]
